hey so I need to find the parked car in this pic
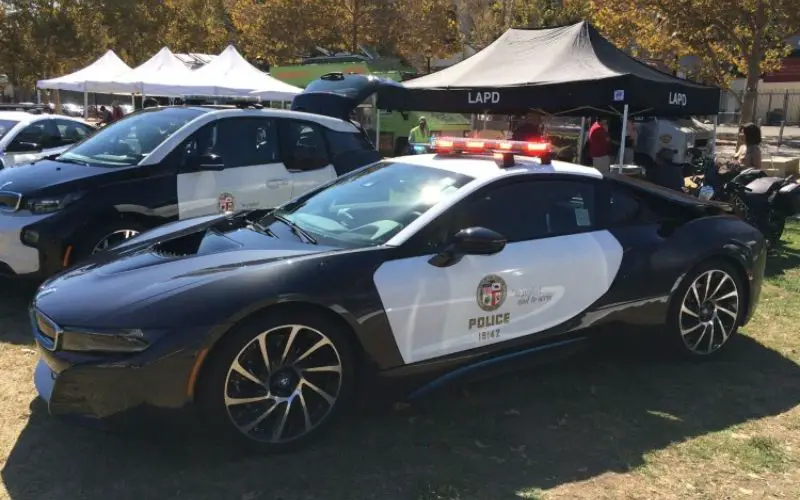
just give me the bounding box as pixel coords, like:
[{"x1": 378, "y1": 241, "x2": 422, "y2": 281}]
[
  {"x1": 30, "y1": 137, "x2": 766, "y2": 452},
  {"x1": 0, "y1": 111, "x2": 96, "y2": 169},
  {"x1": 0, "y1": 103, "x2": 380, "y2": 279}
]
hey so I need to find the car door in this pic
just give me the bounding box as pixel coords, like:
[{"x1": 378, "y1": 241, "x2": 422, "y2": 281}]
[
  {"x1": 278, "y1": 119, "x2": 337, "y2": 199},
  {"x1": 372, "y1": 177, "x2": 625, "y2": 365},
  {"x1": 175, "y1": 116, "x2": 292, "y2": 219}
]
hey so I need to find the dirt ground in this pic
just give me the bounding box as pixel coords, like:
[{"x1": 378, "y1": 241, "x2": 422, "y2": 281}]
[{"x1": 0, "y1": 225, "x2": 799, "y2": 500}]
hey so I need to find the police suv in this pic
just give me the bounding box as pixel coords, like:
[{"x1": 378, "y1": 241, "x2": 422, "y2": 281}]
[{"x1": 0, "y1": 104, "x2": 379, "y2": 279}]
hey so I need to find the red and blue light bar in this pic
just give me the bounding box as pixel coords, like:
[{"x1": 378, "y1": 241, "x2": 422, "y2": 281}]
[{"x1": 429, "y1": 136, "x2": 552, "y2": 167}]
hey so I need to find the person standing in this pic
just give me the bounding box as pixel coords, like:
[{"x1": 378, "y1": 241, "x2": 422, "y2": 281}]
[
  {"x1": 588, "y1": 118, "x2": 611, "y2": 173},
  {"x1": 409, "y1": 116, "x2": 431, "y2": 145}
]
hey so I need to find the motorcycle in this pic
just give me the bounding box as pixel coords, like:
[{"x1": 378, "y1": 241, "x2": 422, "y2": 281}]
[{"x1": 684, "y1": 148, "x2": 800, "y2": 245}]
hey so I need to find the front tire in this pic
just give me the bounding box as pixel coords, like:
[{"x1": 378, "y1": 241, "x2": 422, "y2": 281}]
[
  {"x1": 197, "y1": 310, "x2": 356, "y2": 452},
  {"x1": 666, "y1": 260, "x2": 744, "y2": 358},
  {"x1": 78, "y1": 220, "x2": 145, "y2": 259}
]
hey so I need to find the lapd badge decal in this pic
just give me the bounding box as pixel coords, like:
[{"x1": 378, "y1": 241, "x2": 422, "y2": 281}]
[
  {"x1": 476, "y1": 274, "x2": 507, "y2": 312},
  {"x1": 218, "y1": 192, "x2": 235, "y2": 212}
]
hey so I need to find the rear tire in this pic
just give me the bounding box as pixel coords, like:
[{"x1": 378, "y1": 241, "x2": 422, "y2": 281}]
[
  {"x1": 665, "y1": 260, "x2": 745, "y2": 358},
  {"x1": 196, "y1": 309, "x2": 356, "y2": 453}
]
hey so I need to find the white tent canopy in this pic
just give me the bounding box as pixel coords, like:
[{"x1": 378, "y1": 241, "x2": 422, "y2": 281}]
[
  {"x1": 145, "y1": 45, "x2": 301, "y2": 100},
  {"x1": 36, "y1": 50, "x2": 131, "y2": 92},
  {"x1": 86, "y1": 47, "x2": 192, "y2": 95}
]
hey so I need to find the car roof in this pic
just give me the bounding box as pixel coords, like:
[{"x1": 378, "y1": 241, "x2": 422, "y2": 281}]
[
  {"x1": 142, "y1": 105, "x2": 359, "y2": 133},
  {"x1": 0, "y1": 111, "x2": 38, "y2": 123},
  {"x1": 0, "y1": 111, "x2": 89, "y2": 124},
  {"x1": 391, "y1": 153, "x2": 603, "y2": 181}
]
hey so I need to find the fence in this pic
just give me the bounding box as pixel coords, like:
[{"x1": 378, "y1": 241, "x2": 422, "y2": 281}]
[{"x1": 719, "y1": 89, "x2": 800, "y2": 126}]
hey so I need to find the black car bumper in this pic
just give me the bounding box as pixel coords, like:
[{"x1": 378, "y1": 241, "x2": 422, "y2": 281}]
[{"x1": 33, "y1": 333, "x2": 206, "y2": 428}]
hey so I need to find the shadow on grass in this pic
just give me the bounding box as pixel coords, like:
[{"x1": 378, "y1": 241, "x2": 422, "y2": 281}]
[
  {"x1": 764, "y1": 220, "x2": 800, "y2": 280},
  {"x1": 0, "y1": 279, "x2": 39, "y2": 346},
  {"x1": 3, "y1": 333, "x2": 799, "y2": 500}
]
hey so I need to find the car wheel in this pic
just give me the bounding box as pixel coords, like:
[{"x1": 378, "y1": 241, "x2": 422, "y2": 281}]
[
  {"x1": 197, "y1": 310, "x2": 355, "y2": 452},
  {"x1": 74, "y1": 220, "x2": 145, "y2": 262},
  {"x1": 667, "y1": 260, "x2": 744, "y2": 358}
]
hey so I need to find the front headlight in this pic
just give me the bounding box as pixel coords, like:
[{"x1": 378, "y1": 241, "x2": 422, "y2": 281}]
[
  {"x1": 26, "y1": 191, "x2": 84, "y2": 214},
  {"x1": 59, "y1": 328, "x2": 150, "y2": 353}
]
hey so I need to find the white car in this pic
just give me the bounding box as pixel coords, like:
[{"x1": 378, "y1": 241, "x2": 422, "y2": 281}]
[{"x1": 0, "y1": 112, "x2": 96, "y2": 169}]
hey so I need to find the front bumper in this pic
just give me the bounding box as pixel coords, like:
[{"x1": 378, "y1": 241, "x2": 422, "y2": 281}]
[
  {"x1": 33, "y1": 328, "x2": 208, "y2": 427},
  {"x1": 0, "y1": 207, "x2": 87, "y2": 279}
]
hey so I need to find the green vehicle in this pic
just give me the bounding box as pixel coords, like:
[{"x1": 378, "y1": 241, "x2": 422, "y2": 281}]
[{"x1": 270, "y1": 57, "x2": 472, "y2": 156}]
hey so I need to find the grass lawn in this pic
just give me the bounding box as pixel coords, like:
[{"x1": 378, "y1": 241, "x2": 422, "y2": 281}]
[{"x1": 0, "y1": 223, "x2": 799, "y2": 499}]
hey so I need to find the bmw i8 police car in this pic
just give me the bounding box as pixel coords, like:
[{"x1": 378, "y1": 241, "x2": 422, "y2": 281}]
[{"x1": 30, "y1": 137, "x2": 766, "y2": 452}]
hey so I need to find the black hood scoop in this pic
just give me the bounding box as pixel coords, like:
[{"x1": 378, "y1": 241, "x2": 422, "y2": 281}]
[{"x1": 153, "y1": 229, "x2": 244, "y2": 258}]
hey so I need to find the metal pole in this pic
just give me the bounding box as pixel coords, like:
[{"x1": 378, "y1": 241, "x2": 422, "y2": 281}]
[
  {"x1": 577, "y1": 117, "x2": 587, "y2": 164},
  {"x1": 711, "y1": 115, "x2": 718, "y2": 156},
  {"x1": 83, "y1": 90, "x2": 89, "y2": 119},
  {"x1": 778, "y1": 90, "x2": 789, "y2": 149},
  {"x1": 617, "y1": 105, "x2": 628, "y2": 166},
  {"x1": 374, "y1": 94, "x2": 380, "y2": 148}
]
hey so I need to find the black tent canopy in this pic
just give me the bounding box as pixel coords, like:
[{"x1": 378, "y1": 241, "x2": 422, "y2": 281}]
[{"x1": 378, "y1": 21, "x2": 720, "y2": 117}]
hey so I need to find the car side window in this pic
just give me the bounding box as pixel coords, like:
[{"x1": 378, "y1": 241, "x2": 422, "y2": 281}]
[
  {"x1": 608, "y1": 185, "x2": 642, "y2": 225},
  {"x1": 9, "y1": 122, "x2": 48, "y2": 150},
  {"x1": 413, "y1": 179, "x2": 598, "y2": 252},
  {"x1": 177, "y1": 117, "x2": 278, "y2": 172},
  {"x1": 53, "y1": 119, "x2": 93, "y2": 147},
  {"x1": 325, "y1": 128, "x2": 375, "y2": 158},
  {"x1": 279, "y1": 120, "x2": 330, "y2": 172}
]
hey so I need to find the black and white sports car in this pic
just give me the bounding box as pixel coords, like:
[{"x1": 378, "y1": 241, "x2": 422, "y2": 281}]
[{"x1": 30, "y1": 137, "x2": 766, "y2": 451}]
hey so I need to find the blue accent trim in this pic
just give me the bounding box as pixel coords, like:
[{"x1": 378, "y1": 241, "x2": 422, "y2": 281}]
[{"x1": 407, "y1": 337, "x2": 587, "y2": 400}]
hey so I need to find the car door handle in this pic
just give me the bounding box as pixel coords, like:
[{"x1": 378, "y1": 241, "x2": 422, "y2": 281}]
[{"x1": 267, "y1": 178, "x2": 289, "y2": 189}]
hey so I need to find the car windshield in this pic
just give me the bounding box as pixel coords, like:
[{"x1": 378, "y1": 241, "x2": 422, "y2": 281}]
[
  {"x1": 0, "y1": 119, "x2": 18, "y2": 141},
  {"x1": 263, "y1": 161, "x2": 474, "y2": 248},
  {"x1": 57, "y1": 107, "x2": 206, "y2": 167}
]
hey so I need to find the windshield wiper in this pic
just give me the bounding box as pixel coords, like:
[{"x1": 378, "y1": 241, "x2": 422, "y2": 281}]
[
  {"x1": 251, "y1": 220, "x2": 278, "y2": 238},
  {"x1": 53, "y1": 156, "x2": 90, "y2": 166},
  {"x1": 273, "y1": 213, "x2": 317, "y2": 244}
]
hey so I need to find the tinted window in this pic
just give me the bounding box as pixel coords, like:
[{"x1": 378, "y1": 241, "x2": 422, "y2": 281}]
[
  {"x1": 262, "y1": 161, "x2": 474, "y2": 248},
  {"x1": 58, "y1": 107, "x2": 206, "y2": 167},
  {"x1": 279, "y1": 120, "x2": 329, "y2": 171},
  {"x1": 418, "y1": 179, "x2": 597, "y2": 249},
  {"x1": 0, "y1": 119, "x2": 18, "y2": 141},
  {"x1": 9, "y1": 121, "x2": 59, "y2": 149},
  {"x1": 177, "y1": 117, "x2": 278, "y2": 172},
  {"x1": 326, "y1": 128, "x2": 375, "y2": 158},
  {"x1": 54, "y1": 119, "x2": 95, "y2": 147},
  {"x1": 608, "y1": 185, "x2": 643, "y2": 224}
]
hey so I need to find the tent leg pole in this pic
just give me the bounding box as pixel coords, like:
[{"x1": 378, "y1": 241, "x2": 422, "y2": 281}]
[
  {"x1": 83, "y1": 90, "x2": 88, "y2": 119},
  {"x1": 374, "y1": 94, "x2": 381, "y2": 151},
  {"x1": 577, "y1": 117, "x2": 587, "y2": 164},
  {"x1": 711, "y1": 115, "x2": 718, "y2": 156},
  {"x1": 617, "y1": 105, "x2": 628, "y2": 166}
]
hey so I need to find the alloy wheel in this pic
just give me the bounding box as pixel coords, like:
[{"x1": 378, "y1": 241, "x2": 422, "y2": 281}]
[
  {"x1": 678, "y1": 269, "x2": 740, "y2": 355},
  {"x1": 223, "y1": 324, "x2": 343, "y2": 444},
  {"x1": 92, "y1": 229, "x2": 140, "y2": 253}
]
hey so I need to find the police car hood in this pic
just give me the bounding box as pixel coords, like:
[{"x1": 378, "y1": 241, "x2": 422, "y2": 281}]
[
  {"x1": 33, "y1": 212, "x2": 339, "y2": 326},
  {"x1": 0, "y1": 158, "x2": 126, "y2": 195}
]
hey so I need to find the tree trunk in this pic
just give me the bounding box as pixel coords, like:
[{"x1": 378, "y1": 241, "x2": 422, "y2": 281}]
[
  {"x1": 740, "y1": 0, "x2": 765, "y2": 124},
  {"x1": 350, "y1": 0, "x2": 360, "y2": 53}
]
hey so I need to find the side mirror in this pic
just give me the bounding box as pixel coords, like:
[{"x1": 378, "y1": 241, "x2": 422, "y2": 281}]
[
  {"x1": 428, "y1": 227, "x2": 507, "y2": 267},
  {"x1": 6, "y1": 141, "x2": 42, "y2": 153},
  {"x1": 189, "y1": 152, "x2": 225, "y2": 171}
]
